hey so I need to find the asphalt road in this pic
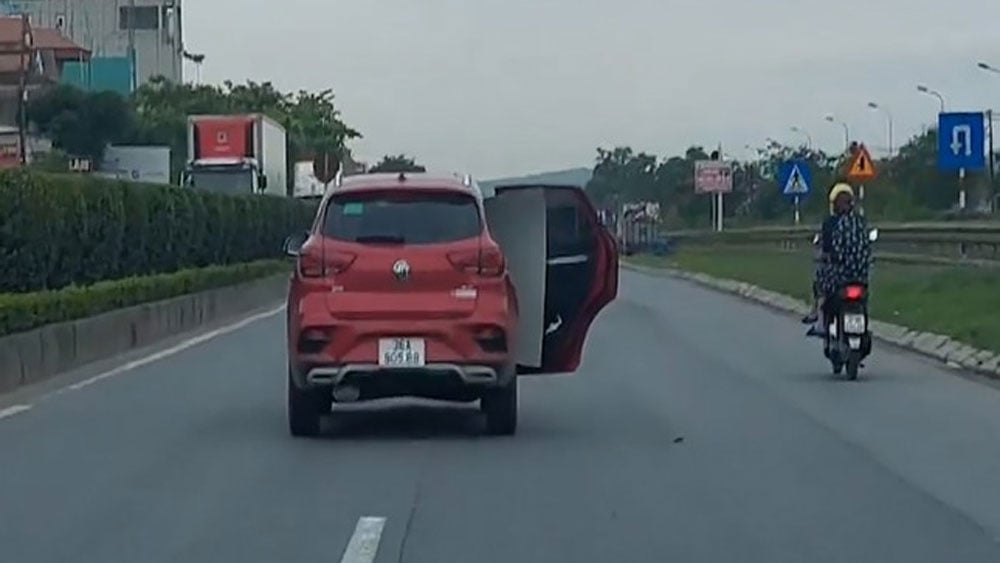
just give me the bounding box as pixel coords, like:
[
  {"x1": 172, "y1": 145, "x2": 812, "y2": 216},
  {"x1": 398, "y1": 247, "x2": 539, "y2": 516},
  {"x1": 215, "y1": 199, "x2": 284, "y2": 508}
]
[{"x1": 4, "y1": 268, "x2": 1000, "y2": 562}]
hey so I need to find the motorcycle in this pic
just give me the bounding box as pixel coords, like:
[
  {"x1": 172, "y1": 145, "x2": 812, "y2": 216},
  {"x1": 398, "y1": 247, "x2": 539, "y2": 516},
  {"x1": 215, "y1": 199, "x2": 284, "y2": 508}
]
[{"x1": 816, "y1": 228, "x2": 879, "y2": 380}]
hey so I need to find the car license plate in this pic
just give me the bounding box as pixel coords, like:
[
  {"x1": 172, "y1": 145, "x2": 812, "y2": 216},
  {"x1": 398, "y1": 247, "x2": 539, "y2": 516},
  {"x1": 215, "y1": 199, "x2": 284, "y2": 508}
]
[
  {"x1": 843, "y1": 314, "x2": 866, "y2": 334},
  {"x1": 378, "y1": 338, "x2": 425, "y2": 367}
]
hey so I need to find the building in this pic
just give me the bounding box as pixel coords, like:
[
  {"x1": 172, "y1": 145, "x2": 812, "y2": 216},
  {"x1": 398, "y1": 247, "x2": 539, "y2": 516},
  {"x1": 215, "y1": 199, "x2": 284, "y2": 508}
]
[
  {"x1": 0, "y1": 15, "x2": 84, "y2": 165},
  {"x1": 0, "y1": 0, "x2": 183, "y2": 89}
]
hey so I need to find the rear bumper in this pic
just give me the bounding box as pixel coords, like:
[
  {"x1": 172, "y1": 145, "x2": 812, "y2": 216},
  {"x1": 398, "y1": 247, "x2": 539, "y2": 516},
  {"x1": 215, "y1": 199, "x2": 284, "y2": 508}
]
[
  {"x1": 289, "y1": 362, "x2": 514, "y2": 402},
  {"x1": 289, "y1": 314, "x2": 513, "y2": 372},
  {"x1": 304, "y1": 363, "x2": 502, "y2": 387}
]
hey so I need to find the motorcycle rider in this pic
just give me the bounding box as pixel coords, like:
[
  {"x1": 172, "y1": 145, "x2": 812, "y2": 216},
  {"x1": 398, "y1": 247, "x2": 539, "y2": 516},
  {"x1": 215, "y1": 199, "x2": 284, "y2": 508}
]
[
  {"x1": 802, "y1": 182, "x2": 848, "y2": 332},
  {"x1": 804, "y1": 182, "x2": 870, "y2": 336}
]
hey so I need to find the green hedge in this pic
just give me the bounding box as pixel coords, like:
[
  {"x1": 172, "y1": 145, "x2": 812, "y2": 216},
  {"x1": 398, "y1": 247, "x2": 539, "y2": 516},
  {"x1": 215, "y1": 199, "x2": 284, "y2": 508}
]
[
  {"x1": 0, "y1": 260, "x2": 288, "y2": 337},
  {"x1": 0, "y1": 170, "x2": 315, "y2": 293}
]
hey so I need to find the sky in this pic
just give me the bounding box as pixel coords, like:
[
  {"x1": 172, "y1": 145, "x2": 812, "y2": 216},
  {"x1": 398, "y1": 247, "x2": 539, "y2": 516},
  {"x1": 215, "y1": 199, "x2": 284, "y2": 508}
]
[{"x1": 184, "y1": 0, "x2": 1000, "y2": 179}]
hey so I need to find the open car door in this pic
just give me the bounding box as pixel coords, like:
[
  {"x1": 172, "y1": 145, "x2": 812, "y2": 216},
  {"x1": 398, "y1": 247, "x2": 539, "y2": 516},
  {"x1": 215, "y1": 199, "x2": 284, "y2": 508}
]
[{"x1": 483, "y1": 184, "x2": 619, "y2": 375}]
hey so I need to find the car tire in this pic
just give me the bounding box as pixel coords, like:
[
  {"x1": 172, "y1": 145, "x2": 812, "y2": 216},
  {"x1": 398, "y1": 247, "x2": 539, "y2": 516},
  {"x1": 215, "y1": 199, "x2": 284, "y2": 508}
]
[
  {"x1": 482, "y1": 376, "x2": 518, "y2": 436},
  {"x1": 288, "y1": 369, "x2": 328, "y2": 438}
]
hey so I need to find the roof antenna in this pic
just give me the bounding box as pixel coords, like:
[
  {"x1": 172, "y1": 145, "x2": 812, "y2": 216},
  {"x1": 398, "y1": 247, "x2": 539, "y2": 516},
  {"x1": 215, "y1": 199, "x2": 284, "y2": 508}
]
[{"x1": 398, "y1": 172, "x2": 406, "y2": 182}]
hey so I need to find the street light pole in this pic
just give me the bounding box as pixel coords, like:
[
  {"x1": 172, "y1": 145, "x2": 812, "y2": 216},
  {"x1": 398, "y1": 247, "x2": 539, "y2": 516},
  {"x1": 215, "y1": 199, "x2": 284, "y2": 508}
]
[
  {"x1": 867, "y1": 102, "x2": 894, "y2": 157},
  {"x1": 917, "y1": 84, "x2": 946, "y2": 112},
  {"x1": 977, "y1": 62, "x2": 1000, "y2": 211},
  {"x1": 824, "y1": 114, "x2": 850, "y2": 150},
  {"x1": 978, "y1": 61, "x2": 1000, "y2": 76},
  {"x1": 918, "y1": 84, "x2": 966, "y2": 209},
  {"x1": 790, "y1": 126, "x2": 812, "y2": 150}
]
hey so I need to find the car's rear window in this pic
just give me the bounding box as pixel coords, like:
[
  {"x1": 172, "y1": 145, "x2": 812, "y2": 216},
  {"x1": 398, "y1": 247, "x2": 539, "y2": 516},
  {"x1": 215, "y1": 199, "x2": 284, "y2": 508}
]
[{"x1": 322, "y1": 190, "x2": 482, "y2": 244}]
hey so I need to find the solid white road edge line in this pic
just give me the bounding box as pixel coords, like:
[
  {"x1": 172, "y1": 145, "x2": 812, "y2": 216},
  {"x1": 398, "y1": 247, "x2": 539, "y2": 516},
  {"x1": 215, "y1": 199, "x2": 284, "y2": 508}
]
[
  {"x1": 338, "y1": 516, "x2": 387, "y2": 563},
  {"x1": 0, "y1": 404, "x2": 32, "y2": 420},
  {"x1": 63, "y1": 304, "x2": 285, "y2": 393}
]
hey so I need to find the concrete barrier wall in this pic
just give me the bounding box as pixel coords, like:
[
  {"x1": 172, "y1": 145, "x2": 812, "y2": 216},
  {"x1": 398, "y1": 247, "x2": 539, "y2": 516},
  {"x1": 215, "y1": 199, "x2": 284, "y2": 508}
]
[{"x1": 0, "y1": 273, "x2": 290, "y2": 395}]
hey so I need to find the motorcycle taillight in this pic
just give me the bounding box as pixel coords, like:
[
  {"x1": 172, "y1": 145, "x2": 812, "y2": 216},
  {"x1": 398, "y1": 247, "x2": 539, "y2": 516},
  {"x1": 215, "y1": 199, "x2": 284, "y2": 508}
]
[{"x1": 844, "y1": 285, "x2": 865, "y2": 301}]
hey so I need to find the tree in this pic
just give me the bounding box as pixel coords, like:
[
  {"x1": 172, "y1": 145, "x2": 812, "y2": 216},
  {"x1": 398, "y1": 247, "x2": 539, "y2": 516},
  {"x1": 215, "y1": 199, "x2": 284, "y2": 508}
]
[
  {"x1": 368, "y1": 154, "x2": 426, "y2": 173},
  {"x1": 27, "y1": 85, "x2": 135, "y2": 163}
]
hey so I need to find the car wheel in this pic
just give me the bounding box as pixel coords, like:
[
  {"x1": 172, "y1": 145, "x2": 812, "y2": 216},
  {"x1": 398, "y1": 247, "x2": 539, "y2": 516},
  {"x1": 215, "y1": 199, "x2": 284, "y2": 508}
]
[
  {"x1": 482, "y1": 375, "x2": 518, "y2": 436},
  {"x1": 288, "y1": 368, "x2": 329, "y2": 438}
]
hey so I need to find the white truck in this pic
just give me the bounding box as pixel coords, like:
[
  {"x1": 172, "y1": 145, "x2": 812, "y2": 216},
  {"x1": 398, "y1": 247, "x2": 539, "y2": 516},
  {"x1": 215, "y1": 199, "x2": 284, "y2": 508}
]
[
  {"x1": 98, "y1": 145, "x2": 172, "y2": 185},
  {"x1": 181, "y1": 113, "x2": 287, "y2": 196}
]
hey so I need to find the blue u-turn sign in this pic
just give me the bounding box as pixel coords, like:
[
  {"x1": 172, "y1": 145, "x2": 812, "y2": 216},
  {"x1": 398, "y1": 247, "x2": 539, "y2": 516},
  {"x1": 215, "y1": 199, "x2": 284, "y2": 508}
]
[{"x1": 937, "y1": 112, "x2": 986, "y2": 171}]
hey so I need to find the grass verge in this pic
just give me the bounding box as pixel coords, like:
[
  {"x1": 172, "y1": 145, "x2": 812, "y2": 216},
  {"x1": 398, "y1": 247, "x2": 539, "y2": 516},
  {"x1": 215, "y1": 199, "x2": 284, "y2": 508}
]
[
  {"x1": 0, "y1": 260, "x2": 288, "y2": 337},
  {"x1": 629, "y1": 248, "x2": 1000, "y2": 354}
]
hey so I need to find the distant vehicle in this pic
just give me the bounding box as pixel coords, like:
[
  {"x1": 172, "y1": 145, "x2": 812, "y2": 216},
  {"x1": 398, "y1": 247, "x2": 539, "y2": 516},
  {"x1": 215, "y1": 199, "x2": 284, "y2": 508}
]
[
  {"x1": 181, "y1": 113, "x2": 287, "y2": 196},
  {"x1": 283, "y1": 172, "x2": 619, "y2": 437},
  {"x1": 292, "y1": 160, "x2": 326, "y2": 202}
]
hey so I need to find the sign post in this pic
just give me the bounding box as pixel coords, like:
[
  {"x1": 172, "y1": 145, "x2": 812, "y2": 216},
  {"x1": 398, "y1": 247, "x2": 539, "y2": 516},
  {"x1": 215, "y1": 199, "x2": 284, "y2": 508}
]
[
  {"x1": 778, "y1": 160, "x2": 812, "y2": 225},
  {"x1": 716, "y1": 192, "x2": 723, "y2": 232},
  {"x1": 312, "y1": 151, "x2": 341, "y2": 185},
  {"x1": 694, "y1": 159, "x2": 733, "y2": 232},
  {"x1": 846, "y1": 144, "x2": 877, "y2": 214},
  {"x1": 937, "y1": 112, "x2": 986, "y2": 211}
]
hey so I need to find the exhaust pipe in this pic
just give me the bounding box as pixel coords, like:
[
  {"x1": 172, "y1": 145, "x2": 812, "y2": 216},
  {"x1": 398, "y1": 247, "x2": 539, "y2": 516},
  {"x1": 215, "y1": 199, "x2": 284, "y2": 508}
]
[{"x1": 332, "y1": 383, "x2": 361, "y2": 403}]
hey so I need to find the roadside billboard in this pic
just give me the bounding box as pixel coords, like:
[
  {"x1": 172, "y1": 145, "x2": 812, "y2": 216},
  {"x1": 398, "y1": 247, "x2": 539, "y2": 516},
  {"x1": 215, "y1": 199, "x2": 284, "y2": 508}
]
[{"x1": 694, "y1": 160, "x2": 733, "y2": 194}]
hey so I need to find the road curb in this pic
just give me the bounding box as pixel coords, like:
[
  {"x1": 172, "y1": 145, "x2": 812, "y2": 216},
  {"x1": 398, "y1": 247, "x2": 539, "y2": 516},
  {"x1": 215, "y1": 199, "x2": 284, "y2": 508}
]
[
  {"x1": 0, "y1": 273, "x2": 289, "y2": 395},
  {"x1": 622, "y1": 262, "x2": 1000, "y2": 380}
]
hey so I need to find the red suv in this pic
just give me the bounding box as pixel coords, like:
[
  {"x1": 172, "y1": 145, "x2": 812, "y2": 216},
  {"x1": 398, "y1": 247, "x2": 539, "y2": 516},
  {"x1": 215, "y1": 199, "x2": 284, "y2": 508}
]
[{"x1": 284, "y1": 173, "x2": 617, "y2": 437}]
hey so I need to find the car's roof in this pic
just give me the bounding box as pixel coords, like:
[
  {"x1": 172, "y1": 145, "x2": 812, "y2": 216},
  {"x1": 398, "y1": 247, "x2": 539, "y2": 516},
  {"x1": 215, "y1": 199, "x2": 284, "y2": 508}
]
[{"x1": 335, "y1": 172, "x2": 479, "y2": 197}]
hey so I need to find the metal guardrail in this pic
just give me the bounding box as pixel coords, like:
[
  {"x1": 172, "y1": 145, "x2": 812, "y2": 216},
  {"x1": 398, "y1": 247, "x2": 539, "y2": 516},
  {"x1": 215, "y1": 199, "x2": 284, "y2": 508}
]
[{"x1": 666, "y1": 222, "x2": 1000, "y2": 264}]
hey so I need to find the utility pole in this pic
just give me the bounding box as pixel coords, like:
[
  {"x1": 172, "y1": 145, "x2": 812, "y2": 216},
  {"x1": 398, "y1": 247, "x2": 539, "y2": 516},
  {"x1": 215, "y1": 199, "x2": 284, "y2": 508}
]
[
  {"x1": 990, "y1": 110, "x2": 997, "y2": 212},
  {"x1": 128, "y1": 0, "x2": 137, "y2": 91},
  {"x1": 17, "y1": 13, "x2": 29, "y2": 166}
]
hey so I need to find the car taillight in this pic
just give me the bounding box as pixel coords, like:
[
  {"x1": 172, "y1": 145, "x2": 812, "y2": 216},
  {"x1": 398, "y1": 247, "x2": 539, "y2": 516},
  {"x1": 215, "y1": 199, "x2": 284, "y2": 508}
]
[
  {"x1": 478, "y1": 246, "x2": 505, "y2": 277},
  {"x1": 448, "y1": 247, "x2": 505, "y2": 277},
  {"x1": 844, "y1": 285, "x2": 865, "y2": 301},
  {"x1": 297, "y1": 328, "x2": 332, "y2": 354},
  {"x1": 298, "y1": 249, "x2": 356, "y2": 278}
]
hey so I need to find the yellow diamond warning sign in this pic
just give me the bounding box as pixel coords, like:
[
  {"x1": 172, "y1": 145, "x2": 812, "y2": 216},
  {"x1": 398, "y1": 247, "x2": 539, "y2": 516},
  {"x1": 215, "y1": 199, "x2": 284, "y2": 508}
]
[{"x1": 846, "y1": 145, "x2": 877, "y2": 182}]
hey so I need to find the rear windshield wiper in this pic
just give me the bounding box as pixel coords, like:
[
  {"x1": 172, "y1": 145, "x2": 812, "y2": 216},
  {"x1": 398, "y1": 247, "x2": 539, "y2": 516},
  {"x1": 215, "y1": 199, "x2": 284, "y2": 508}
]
[{"x1": 354, "y1": 235, "x2": 406, "y2": 244}]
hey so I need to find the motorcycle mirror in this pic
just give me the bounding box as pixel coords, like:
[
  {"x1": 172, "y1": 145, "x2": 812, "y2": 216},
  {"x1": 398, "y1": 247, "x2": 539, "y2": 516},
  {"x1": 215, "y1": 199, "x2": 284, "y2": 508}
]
[{"x1": 868, "y1": 228, "x2": 879, "y2": 242}]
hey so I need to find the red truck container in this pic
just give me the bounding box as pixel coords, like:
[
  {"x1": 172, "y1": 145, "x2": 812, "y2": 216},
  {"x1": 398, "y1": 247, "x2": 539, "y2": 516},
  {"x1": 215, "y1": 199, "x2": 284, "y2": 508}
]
[{"x1": 182, "y1": 113, "x2": 288, "y2": 196}]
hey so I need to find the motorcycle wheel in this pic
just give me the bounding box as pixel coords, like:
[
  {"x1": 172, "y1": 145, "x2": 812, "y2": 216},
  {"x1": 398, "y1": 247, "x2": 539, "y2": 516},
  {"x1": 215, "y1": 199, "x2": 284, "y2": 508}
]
[{"x1": 846, "y1": 357, "x2": 860, "y2": 381}]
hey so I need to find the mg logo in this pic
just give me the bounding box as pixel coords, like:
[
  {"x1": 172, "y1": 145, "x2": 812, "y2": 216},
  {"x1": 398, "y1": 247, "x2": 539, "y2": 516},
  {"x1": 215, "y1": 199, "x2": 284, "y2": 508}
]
[{"x1": 392, "y1": 259, "x2": 410, "y2": 282}]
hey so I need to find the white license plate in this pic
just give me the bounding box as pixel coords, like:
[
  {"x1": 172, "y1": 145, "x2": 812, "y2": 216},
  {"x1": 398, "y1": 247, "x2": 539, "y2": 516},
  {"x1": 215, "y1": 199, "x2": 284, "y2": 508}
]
[
  {"x1": 843, "y1": 314, "x2": 866, "y2": 334},
  {"x1": 378, "y1": 338, "x2": 426, "y2": 368}
]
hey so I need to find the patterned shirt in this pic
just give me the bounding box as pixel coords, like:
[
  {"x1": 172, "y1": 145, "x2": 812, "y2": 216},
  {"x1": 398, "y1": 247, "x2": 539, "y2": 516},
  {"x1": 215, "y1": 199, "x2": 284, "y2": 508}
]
[{"x1": 829, "y1": 211, "x2": 871, "y2": 287}]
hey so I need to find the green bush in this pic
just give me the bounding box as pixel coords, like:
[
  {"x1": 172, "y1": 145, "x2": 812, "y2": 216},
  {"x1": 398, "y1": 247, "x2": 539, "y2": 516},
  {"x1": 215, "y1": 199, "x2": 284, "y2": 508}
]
[
  {"x1": 0, "y1": 170, "x2": 314, "y2": 293},
  {"x1": 0, "y1": 260, "x2": 288, "y2": 337}
]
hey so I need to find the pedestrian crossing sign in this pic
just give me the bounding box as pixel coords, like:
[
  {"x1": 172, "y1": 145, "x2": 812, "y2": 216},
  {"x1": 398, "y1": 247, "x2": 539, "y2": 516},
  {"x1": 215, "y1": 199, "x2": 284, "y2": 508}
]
[{"x1": 778, "y1": 160, "x2": 812, "y2": 198}]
